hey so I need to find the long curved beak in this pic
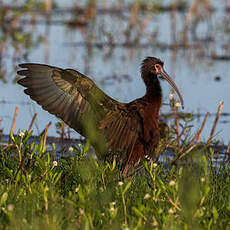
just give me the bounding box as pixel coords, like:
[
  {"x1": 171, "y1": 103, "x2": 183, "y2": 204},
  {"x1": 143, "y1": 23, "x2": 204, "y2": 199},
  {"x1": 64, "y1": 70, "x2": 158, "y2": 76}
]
[{"x1": 159, "y1": 68, "x2": 184, "y2": 109}]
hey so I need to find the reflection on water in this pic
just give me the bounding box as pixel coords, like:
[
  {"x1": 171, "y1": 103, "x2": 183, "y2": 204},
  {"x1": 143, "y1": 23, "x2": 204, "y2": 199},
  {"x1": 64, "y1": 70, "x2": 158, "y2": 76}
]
[{"x1": 0, "y1": 0, "x2": 229, "y2": 144}]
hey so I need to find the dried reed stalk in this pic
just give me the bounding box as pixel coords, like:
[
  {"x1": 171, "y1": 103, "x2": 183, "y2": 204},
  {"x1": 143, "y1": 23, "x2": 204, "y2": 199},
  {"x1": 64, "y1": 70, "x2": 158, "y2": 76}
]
[
  {"x1": 192, "y1": 112, "x2": 210, "y2": 144},
  {"x1": 171, "y1": 0, "x2": 177, "y2": 43},
  {"x1": 226, "y1": 141, "x2": 230, "y2": 155},
  {"x1": 40, "y1": 122, "x2": 52, "y2": 149},
  {"x1": 207, "y1": 101, "x2": 224, "y2": 145},
  {"x1": 226, "y1": 141, "x2": 230, "y2": 164},
  {"x1": 45, "y1": 0, "x2": 52, "y2": 13},
  {"x1": 28, "y1": 113, "x2": 37, "y2": 132},
  {"x1": 61, "y1": 121, "x2": 65, "y2": 139},
  {"x1": 10, "y1": 106, "x2": 18, "y2": 134}
]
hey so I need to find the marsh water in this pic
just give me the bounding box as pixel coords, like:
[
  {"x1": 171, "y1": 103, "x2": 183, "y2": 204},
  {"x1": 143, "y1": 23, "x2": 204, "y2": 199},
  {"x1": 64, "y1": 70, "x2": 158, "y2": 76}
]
[{"x1": 0, "y1": 0, "x2": 230, "y2": 147}]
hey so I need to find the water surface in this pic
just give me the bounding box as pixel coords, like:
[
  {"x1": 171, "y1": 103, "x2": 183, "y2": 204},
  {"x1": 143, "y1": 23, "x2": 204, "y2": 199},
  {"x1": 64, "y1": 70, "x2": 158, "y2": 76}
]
[{"x1": 0, "y1": 0, "x2": 229, "y2": 144}]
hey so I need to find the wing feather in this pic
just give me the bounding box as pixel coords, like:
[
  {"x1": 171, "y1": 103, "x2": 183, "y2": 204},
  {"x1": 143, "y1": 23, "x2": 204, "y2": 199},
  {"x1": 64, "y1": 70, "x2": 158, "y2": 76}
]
[
  {"x1": 107, "y1": 118, "x2": 123, "y2": 147},
  {"x1": 18, "y1": 63, "x2": 142, "y2": 166}
]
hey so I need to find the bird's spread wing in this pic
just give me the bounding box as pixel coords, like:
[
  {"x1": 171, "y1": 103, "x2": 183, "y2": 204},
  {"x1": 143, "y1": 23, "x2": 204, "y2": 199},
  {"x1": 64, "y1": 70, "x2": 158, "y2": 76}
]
[{"x1": 18, "y1": 63, "x2": 141, "y2": 162}]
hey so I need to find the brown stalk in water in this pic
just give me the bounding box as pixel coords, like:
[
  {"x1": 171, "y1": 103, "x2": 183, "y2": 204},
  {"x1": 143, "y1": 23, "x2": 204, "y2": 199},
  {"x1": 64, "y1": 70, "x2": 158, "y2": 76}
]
[
  {"x1": 40, "y1": 122, "x2": 52, "y2": 150},
  {"x1": 207, "y1": 101, "x2": 224, "y2": 145},
  {"x1": 28, "y1": 113, "x2": 37, "y2": 132},
  {"x1": 10, "y1": 106, "x2": 18, "y2": 134}
]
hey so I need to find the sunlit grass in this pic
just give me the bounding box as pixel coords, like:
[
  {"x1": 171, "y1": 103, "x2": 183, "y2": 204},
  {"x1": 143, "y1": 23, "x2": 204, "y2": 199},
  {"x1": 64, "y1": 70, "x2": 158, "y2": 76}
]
[{"x1": 0, "y1": 128, "x2": 230, "y2": 230}]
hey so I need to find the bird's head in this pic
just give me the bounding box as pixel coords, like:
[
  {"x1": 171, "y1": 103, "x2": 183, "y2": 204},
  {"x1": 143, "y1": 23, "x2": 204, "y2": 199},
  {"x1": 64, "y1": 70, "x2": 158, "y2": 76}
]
[{"x1": 141, "y1": 57, "x2": 184, "y2": 109}]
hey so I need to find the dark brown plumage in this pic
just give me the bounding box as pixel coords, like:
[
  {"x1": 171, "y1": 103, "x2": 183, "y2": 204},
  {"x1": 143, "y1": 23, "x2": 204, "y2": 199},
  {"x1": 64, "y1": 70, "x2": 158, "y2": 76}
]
[{"x1": 17, "y1": 57, "x2": 184, "y2": 174}]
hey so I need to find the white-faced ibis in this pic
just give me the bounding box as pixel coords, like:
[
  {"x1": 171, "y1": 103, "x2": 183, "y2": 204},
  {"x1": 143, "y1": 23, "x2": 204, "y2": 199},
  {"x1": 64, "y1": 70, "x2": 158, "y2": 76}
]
[{"x1": 17, "y1": 57, "x2": 184, "y2": 174}]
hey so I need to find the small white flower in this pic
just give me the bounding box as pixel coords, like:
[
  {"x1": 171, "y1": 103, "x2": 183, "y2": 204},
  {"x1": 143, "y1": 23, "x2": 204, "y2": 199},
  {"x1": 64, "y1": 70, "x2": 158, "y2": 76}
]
[
  {"x1": 144, "y1": 155, "x2": 151, "y2": 160},
  {"x1": 153, "y1": 163, "x2": 158, "y2": 168},
  {"x1": 19, "y1": 131, "x2": 25, "y2": 137},
  {"x1": 118, "y1": 181, "x2": 124, "y2": 186},
  {"x1": 52, "y1": 161, "x2": 58, "y2": 167},
  {"x1": 69, "y1": 146, "x2": 74, "y2": 152},
  {"x1": 169, "y1": 180, "x2": 175, "y2": 187},
  {"x1": 200, "y1": 177, "x2": 205, "y2": 182},
  {"x1": 175, "y1": 102, "x2": 180, "y2": 108},
  {"x1": 22, "y1": 218, "x2": 27, "y2": 223},
  {"x1": 101, "y1": 212, "x2": 105, "y2": 216},
  {"x1": 112, "y1": 201, "x2": 116, "y2": 206},
  {"x1": 168, "y1": 208, "x2": 174, "y2": 214},
  {"x1": 75, "y1": 187, "x2": 79, "y2": 193},
  {"x1": 79, "y1": 208, "x2": 84, "y2": 215},
  {"x1": 169, "y1": 93, "x2": 174, "y2": 100},
  {"x1": 144, "y1": 193, "x2": 151, "y2": 199},
  {"x1": 7, "y1": 204, "x2": 14, "y2": 211},
  {"x1": 122, "y1": 224, "x2": 130, "y2": 230},
  {"x1": 110, "y1": 207, "x2": 115, "y2": 212},
  {"x1": 153, "y1": 197, "x2": 158, "y2": 202},
  {"x1": 152, "y1": 220, "x2": 158, "y2": 227}
]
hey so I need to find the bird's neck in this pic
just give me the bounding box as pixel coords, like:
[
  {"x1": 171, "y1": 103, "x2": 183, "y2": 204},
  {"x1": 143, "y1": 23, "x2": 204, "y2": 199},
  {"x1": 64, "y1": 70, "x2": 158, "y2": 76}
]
[
  {"x1": 141, "y1": 73, "x2": 162, "y2": 119},
  {"x1": 143, "y1": 73, "x2": 162, "y2": 100}
]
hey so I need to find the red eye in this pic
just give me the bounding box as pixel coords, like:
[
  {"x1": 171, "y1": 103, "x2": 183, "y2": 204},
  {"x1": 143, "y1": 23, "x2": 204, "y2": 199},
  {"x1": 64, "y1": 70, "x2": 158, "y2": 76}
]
[{"x1": 155, "y1": 64, "x2": 162, "y2": 73}]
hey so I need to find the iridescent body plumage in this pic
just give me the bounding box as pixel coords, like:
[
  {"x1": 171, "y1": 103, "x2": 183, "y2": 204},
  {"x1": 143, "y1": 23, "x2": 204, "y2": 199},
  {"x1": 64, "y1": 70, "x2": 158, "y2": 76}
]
[{"x1": 17, "y1": 57, "x2": 184, "y2": 174}]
